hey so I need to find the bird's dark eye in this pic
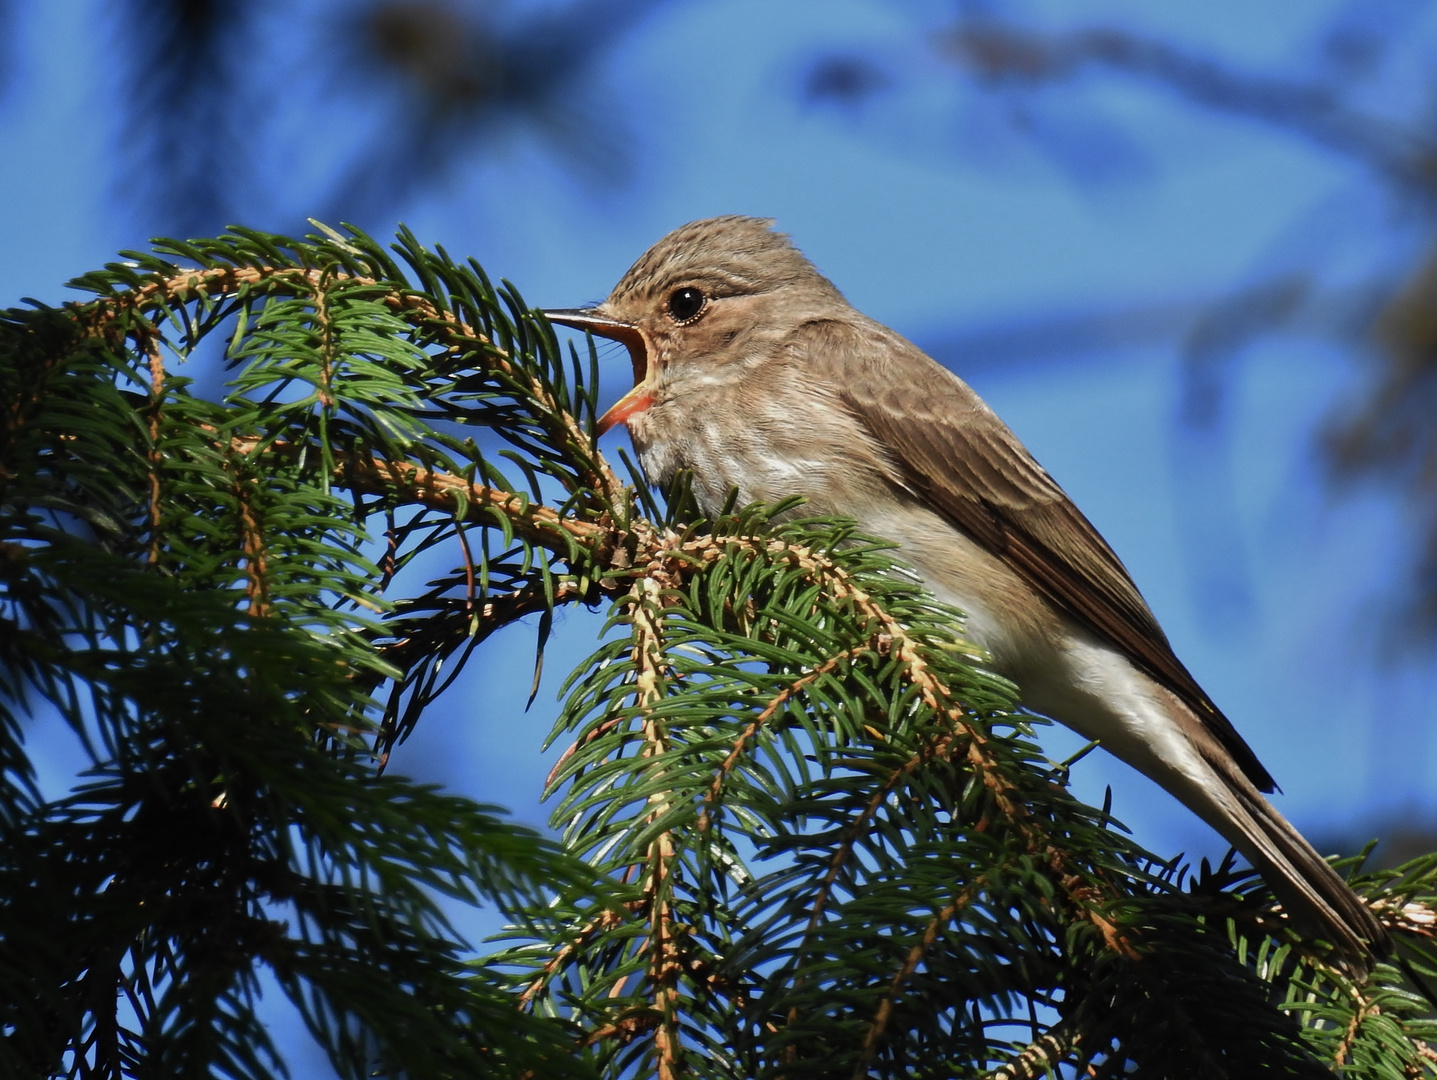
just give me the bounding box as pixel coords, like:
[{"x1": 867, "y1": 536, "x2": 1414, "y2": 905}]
[{"x1": 667, "y1": 286, "x2": 706, "y2": 323}]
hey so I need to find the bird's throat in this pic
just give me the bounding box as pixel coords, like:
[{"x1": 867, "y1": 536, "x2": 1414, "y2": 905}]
[{"x1": 597, "y1": 385, "x2": 655, "y2": 434}]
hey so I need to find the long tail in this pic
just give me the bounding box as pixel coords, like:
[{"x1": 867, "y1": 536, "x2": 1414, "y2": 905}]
[
  {"x1": 1219, "y1": 777, "x2": 1389, "y2": 974},
  {"x1": 1022, "y1": 648, "x2": 1388, "y2": 972},
  {"x1": 1113, "y1": 685, "x2": 1388, "y2": 974}
]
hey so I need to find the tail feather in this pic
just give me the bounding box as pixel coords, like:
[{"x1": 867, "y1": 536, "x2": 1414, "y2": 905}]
[
  {"x1": 1226, "y1": 781, "x2": 1388, "y2": 974},
  {"x1": 1121, "y1": 684, "x2": 1387, "y2": 974},
  {"x1": 1019, "y1": 644, "x2": 1387, "y2": 973}
]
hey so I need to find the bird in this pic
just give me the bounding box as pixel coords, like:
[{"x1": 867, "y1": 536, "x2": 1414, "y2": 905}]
[{"x1": 543, "y1": 214, "x2": 1388, "y2": 971}]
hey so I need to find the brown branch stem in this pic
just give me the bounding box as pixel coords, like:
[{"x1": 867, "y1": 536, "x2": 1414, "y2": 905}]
[{"x1": 629, "y1": 575, "x2": 685, "y2": 1080}]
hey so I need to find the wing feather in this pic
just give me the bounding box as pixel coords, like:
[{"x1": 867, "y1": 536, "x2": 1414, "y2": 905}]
[{"x1": 800, "y1": 318, "x2": 1277, "y2": 793}]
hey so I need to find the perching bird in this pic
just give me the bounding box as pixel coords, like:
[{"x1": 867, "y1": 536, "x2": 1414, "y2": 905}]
[{"x1": 544, "y1": 215, "x2": 1387, "y2": 971}]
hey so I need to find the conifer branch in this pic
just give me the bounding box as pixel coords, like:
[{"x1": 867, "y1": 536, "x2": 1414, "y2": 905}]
[
  {"x1": 630, "y1": 575, "x2": 685, "y2": 1080},
  {"x1": 987, "y1": 1023, "x2": 1080, "y2": 1080},
  {"x1": 10, "y1": 225, "x2": 1437, "y2": 1079},
  {"x1": 139, "y1": 320, "x2": 166, "y2": 565},
  {"x1": 697, "y1": 645, "x2": 864, "y2": 834},
  {"x1": 70, "y1": 260, "x2": 625, "y2": 509},
  {"x1": 856, "y1": 879, "x2": 988, "y2": 1077},
  {"x1": 225, "y1": 433, "x2": 609, "y2": 553},
  {"x1": 1334, "y1": 980, "x2": 1380, "y2": 1067}
]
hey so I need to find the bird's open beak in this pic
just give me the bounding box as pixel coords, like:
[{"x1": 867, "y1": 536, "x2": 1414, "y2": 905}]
[{"x1": 543, "y1": 308, "x2": 653, "y2": 435}]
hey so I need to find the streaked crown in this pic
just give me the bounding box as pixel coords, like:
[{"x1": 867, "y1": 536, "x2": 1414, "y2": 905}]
[{"x1": 605, "y1": 216, "x2": 845, "y2": 312}]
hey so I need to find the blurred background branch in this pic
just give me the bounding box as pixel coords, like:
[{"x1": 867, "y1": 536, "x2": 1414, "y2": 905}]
[{"x1": 111, "y1": 0, "x2": 665, "y2": 234}]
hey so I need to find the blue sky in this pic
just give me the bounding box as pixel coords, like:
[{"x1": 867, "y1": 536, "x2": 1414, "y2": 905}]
[{"x1": 5, "y1": 0, "x2": 1436, "y2": 1066}]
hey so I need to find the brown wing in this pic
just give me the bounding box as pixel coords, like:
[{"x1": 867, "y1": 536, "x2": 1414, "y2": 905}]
[{"x1": 808, "y1": 319, "x2": 1277, "y2": 793}]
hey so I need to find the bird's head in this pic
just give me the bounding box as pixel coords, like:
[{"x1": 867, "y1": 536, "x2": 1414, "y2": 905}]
[{"x1": 544, "y1": 215, "x2": 845, "y2": 433}]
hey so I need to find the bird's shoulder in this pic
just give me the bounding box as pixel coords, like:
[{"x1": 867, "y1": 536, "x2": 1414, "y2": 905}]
[{"x1": 778, "y1": 315, "x2": 1066, "y2": 511}]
